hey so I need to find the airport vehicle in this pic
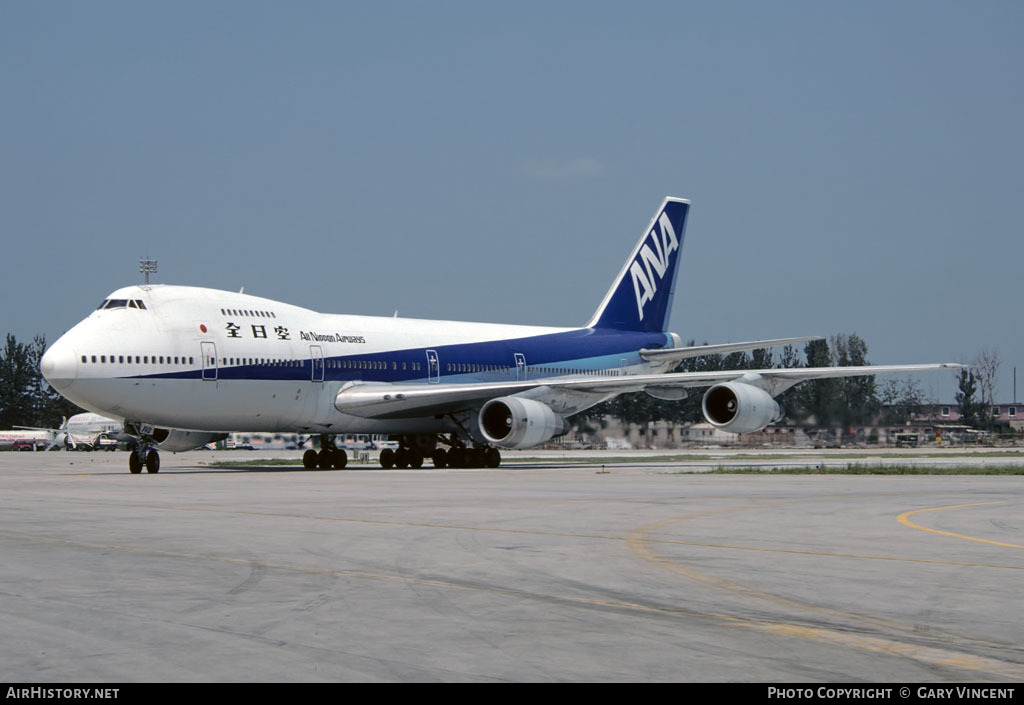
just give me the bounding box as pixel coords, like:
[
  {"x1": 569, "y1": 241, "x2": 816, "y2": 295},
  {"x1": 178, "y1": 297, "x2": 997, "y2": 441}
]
[
  {"x1": 894, "y1": 432, "x2": 919, "y2": 448},
  {"x1": 0, "y1": 430, "x2": 52, "y2": 449},
  {"x1": 39, "y1": 197, "x2": 961, "y2": 474},
  {"x1": 11, "y1": 440, "x2": 38, "y2": 451}
]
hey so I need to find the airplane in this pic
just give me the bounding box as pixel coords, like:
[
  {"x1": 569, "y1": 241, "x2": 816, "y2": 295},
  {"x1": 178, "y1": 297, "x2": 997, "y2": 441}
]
[
  {"x1": 39, "y1": 197, "x2": 961, "y2": 474},
  {"x1": 12, "y1": 412, "x2": 129, "y2": 450}
]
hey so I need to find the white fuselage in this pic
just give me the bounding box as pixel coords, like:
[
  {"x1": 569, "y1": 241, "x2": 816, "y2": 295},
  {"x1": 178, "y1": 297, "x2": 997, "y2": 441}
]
[{"x1": 43, "y1": 285, "x2": 667, "y2": 435}]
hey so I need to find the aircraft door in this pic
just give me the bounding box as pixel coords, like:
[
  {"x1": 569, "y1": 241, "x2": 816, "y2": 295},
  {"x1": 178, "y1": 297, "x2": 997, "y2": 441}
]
[
  {"x1": 201, "y1": 341, "x2": 217, "y2": 381},
  {"x1": 515, "y1": 353, "x2": 526, "y2": 381},
  {"x1": 310, "y1": 345, "x2": 325, "y2": 382},
  {"x1": 426, "y1": 349, "x2": 440, "y2": 384}
]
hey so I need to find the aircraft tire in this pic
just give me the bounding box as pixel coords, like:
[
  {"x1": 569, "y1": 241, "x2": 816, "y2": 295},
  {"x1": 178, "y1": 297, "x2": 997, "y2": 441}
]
[
  {"x1": 379, "y1": 448, "x2": 395, "y2": 469},
  {"x1": 431, "y1": 448, "x2": 447, "y2": 468},
  {"x1": 394, "y1": 448, "x2": 410, "y2": 469},
  {"x1": 317, "y1": 449, "x2": 334, "y2": 470},
  {"x1": 129, "y1": 450, "x2": 142, "y2": 474},
  {"x1": 145, "y1": 451, "x2": 160, "y2": 474},
  {"x1": 448, "y1": 447, "x2": 465, "y2": 469},
  {"x1": 302, "y1": 449, "x2": 318, "y2": 469},
  {"x1": 409, "y1": 452, "x2": 423, "y2": 469},
  {"x1": 333, "y1": 449, "x2": 348, "y2": 469},
  {"x1": 484, "y1": 448, "x2": 501, "y2": 468}
]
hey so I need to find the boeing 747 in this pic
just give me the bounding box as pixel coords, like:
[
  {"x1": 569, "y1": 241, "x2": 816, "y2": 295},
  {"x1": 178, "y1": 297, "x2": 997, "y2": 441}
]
[{"x1": 40, "y1": 197, "x2": 960, "y2": 473}]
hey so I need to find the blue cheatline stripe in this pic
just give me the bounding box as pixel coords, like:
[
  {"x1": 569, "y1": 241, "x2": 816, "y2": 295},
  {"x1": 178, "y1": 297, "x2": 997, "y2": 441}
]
[{"x1": 118, "y1": 327, "x2": 674, "y2": 384}]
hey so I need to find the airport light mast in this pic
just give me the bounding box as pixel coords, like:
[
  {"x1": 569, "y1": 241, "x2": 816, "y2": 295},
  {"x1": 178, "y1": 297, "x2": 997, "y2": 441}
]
[{"x1": 139, "y1": 258, "x2": 157, "y2": 285}]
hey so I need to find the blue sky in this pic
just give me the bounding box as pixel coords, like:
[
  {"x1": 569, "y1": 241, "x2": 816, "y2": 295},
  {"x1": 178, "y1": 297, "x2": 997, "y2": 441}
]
[{"x1": 2, "y1": 1, "x2": 1021, "y2": 402}]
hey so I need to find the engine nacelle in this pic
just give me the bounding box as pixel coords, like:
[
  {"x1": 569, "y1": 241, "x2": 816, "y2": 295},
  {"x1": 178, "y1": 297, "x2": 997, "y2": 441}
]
[
  {"x1": 701, "y1": 382, "x2": 784, "y2": 434},
  {"x1": 478, "y1": 397, "x2": 568, "y2": 449},
  {"x1": 153, "y1": 428, "x2": 228, "y2": 452}
]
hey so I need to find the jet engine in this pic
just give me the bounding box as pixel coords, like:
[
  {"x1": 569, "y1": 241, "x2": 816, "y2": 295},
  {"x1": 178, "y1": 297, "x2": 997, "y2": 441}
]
[
  {"x1": 701, "y1": 382, "x2": 784, "y2": 434},
  {"x1": 478, "y1": 397, "x2": 568, "y2": 449}
]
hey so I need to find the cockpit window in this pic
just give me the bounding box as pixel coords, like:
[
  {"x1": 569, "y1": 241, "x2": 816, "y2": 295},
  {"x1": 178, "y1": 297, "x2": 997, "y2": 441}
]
[{"x1": 97, "y1": 297, "x2": 148, "y2": 311}]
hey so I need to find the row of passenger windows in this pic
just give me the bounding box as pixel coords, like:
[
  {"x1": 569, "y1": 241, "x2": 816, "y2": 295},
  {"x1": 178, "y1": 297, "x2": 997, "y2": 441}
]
[
  {"x1": 445, "y1": 363, "x2": 619, "y2": 377},
  {"x1": 222, "y1": 357, "x2": 299, "y2": 367},
  {"x1": 78, "y1": 353, "x2": 621, "y2": 377},
  {"x1": 326, "y1": 360, "x2": 423, "y2": 371},
  {"x1": 96, "y1": 299, "x2": 147, "y2": 310},
  {"x1": 82, "y1": 354, "x2": 192, "y2": 365},
  {"x1": 528, "y1": 366, "x2": 619, "y2": 377},
  {"x1": 220, "y1": 308, "x2": 276, "y2": 318}
]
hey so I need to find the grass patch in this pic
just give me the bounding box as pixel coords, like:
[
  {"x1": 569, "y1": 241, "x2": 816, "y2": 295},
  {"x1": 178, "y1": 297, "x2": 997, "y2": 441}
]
[
  {"x1": 206, "y1": 458, "x2": 304, "y2": 467},
  {"x1": 708, "y1": 464, "x2": 1024, "y2": 475}
]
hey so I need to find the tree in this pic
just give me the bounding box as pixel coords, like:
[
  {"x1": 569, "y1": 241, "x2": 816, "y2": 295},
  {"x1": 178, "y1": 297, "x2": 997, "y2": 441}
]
[
  {"x1": 832, "y1": 333, "x2": 878, "y2": 428},
  {"x1": 955, "y1": 368, "x2": 982, "y2": 429},
  {"x1": 0, "y1": 334, "x2": 34, "y2": 429},
  {"x1": 774, "y1": 344, "x2": 807, "y2": 422},
  {"x1": 750, "y1": 347, "x2": 773, "y2": 371},
  {"x1": 0, "y1": 333, "x2": 83, "y2": 429},
  {"x1": 879, "y1": 378, "x2": 926, "y2": 426},
  {"x1": 973, "y1": 348, "x2": 1000, "y2": 404},
  {"x1": 798, "y1": 338, "x2": 839, "y2": 425}
]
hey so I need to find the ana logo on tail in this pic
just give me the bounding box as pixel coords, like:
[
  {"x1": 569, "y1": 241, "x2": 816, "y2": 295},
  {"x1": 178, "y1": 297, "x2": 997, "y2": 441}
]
[
  {"x1": 587, "y1": 197, "x2": 689, "y2": 332},
  {"x1": 629, "y1": 211, "x2": 679, "y2": 321}
]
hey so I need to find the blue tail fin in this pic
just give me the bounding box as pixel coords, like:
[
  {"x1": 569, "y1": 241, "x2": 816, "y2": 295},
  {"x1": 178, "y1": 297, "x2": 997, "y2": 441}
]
[{"x1": 587, "y1": 197, "x2": 690, "y2": 332}]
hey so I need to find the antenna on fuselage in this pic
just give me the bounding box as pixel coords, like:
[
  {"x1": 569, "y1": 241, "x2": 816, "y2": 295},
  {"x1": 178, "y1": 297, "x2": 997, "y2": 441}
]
[{"x1": 139, "y1": 258, "x2": 157, "y2": 285}]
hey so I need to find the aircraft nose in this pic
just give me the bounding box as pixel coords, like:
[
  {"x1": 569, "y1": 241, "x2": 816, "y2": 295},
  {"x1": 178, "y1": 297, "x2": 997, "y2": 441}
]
[{"x1": 41, "y1": 338, "x2": 77, "y2": 391}]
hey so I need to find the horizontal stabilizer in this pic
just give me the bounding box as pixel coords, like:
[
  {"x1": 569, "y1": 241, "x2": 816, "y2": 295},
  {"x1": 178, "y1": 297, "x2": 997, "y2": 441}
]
[{"x1": 639, "y1": 336, "x2": 823, "y2": 362}]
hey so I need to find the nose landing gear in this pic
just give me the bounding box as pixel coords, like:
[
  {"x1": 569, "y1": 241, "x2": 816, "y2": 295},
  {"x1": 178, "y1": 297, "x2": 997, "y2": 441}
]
[{"x1": 128, "y1": 443, "x2": 160, "y2": 474}]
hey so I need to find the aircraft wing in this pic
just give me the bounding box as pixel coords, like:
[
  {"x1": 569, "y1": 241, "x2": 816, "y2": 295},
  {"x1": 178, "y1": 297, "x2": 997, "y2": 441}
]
[
  {"x1": 638, "y1": 336, "x2": 823, "y2": 362},
  {"x1": 333, "y1": 363, "x2": 963, "y2": 419}
]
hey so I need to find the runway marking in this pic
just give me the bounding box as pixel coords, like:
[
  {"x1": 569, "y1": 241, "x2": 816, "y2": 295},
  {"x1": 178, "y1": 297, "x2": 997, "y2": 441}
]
[
  {"x1": 898, "y1": 502, "x2": 1024, "y2": 549},
  {"x1": 3, "y1": 525, "x2": 1023, "y2": 680},
  {"x1": 3, "y1": 496, "x2": 1024, "y2": 571},
  {"x1": 627, "y1": 514, "x2": 1024, "y2": 680},
  {"x1": 3, "y1": 525, "x2": 1022, "y2": 680},
  {"x1": 731, "y1": 620, "x2": 1024, "y2": 679}
]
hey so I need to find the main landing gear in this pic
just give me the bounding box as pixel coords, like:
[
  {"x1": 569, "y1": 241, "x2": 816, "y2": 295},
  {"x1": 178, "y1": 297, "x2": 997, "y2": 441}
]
[
  {"x1": 378, "y1": 435, "x2": 501, "y2": 469},
  {"x1": 302, "y1": 434, "x2": 348, "y2": 470}
]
